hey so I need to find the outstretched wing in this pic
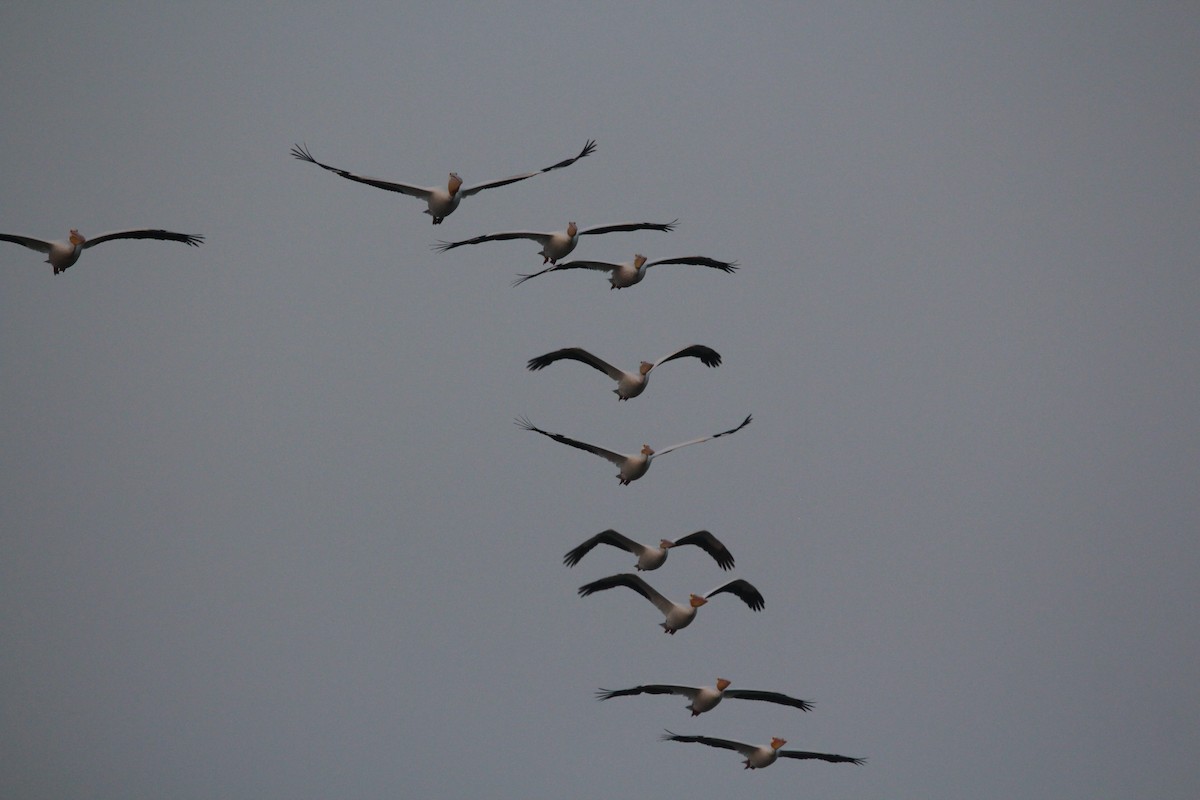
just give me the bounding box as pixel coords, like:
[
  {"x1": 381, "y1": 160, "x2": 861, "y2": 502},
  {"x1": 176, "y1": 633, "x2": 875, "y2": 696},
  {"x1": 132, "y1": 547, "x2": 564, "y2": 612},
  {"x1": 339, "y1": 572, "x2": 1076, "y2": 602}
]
[
  {"x1": 779, "y1": 749, "x2": 866, "y2": 765},
  {"x1": 578, "y1": 573, "x2": 673, "y2": 615},
  {"x1": 527, "y1": 348, "x2": 624, "y2": 380},
  {"x1": 578, "y1": 219, "x2": 678, "y2": 237},
  {"x1": 436, "y1": 230, "x2": 551, "y2": 253},
  {"x1": 461, "y1": 139, "x2": 596, "y2": 196},
  {"x1": 83, "y1": 230, "x2": 204, "y2": 248},
  {"x1": 511, "y1": 258, "x2": 619, "y2": 287},
  {"x1": 672, "y1": 530, "x2": 734, "y2": 570},
  {"x1": 563, "y1": 529, "x2": 645, "y2": 568},
  {"x1": 514, "y1": 416, "x2": 626, "y2": 467},
  {"x1": 0, "y1": 233, "x2": 53, "y2": 253},
  {"x1": 704, "y1": 578, "x2": 765, "y2": 611},
  {"x1": 652, "y1": 414, "x2": 753, "y2": 459},
  {"x1": 291, "y1": 144, "x2": 431, "y2": 198},
  {"x1": 653, "y1": 345, "x2": 722, "y2": 370},
  {"x1": 724, "y1": 689, "x2": 813, "y2": 711},
  {"x1": 596, "y1": 684, "x2": 698, "y2": 701},
  {"x1": 645, "y1": 255, "x2": 738, "y2": 273},
  {"x1": 660, "y1": 730, "x2": 755, "y2": 756}
]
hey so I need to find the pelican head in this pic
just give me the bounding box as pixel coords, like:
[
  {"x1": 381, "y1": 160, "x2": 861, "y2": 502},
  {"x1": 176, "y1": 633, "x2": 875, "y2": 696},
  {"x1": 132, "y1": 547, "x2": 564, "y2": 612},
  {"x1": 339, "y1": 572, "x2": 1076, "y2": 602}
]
[
  {"x1": 633, "y1": 253, "x2": 647, "y2": 269},
  {"x1": 640, "y1": 444, "x2": 654, "y2": 456},
  {"x1": 447, "y1": 172, "x2": 463, "y2": 194},
  {"x1": 639, "y1": 361, "x2": 654, "y2": 375},
  {"x1": 68, "y1": 229, "x2": 86, "y2": 245},
  {"x1": 716, "y1": 678, "x2": 732, "y2": 691},
  {"x1": 770, "y1": 737, "x2": 787, "y2": 750},
  {"x1": 566, "y1": 221, "x2": 578, "y2": 237},
  {"x1": 689, "y1": 594, "x2": 708, "y2": 608}
]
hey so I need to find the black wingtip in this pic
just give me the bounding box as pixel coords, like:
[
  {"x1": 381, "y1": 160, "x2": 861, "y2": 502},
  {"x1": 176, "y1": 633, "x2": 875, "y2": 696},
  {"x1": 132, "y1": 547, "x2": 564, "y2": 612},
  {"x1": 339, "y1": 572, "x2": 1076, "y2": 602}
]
[{"x1": 290, "y1": 143, "x2": 315, "y2": 162}]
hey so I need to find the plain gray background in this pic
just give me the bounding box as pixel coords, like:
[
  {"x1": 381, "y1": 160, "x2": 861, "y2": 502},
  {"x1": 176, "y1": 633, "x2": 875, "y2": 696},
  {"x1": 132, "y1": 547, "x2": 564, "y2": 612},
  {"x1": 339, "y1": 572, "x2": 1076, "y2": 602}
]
[{"x1": 2, "y1": 3, "x2": 1197, "y2": 798}]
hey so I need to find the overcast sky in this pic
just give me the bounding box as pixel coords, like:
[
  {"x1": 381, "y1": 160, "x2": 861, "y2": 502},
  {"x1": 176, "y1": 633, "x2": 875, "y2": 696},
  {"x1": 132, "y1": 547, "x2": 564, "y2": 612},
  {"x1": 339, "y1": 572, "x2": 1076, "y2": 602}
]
[{"x1": 2, "y1": 3, "x2": 1198, "y2": 799}]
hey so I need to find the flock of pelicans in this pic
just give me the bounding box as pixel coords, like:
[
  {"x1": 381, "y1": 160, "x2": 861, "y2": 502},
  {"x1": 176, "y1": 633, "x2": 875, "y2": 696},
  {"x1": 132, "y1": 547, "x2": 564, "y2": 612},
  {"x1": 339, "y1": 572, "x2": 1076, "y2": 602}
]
[{"x1": 2, "y1": 138, "x2": 865, "y2": 775}]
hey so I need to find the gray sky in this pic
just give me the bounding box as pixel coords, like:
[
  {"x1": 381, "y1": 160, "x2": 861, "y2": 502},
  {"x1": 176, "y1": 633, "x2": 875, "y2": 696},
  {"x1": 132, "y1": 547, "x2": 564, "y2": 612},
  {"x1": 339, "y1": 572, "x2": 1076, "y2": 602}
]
[{"x1": 2, "y1": 3, "x2": 1198, "y2": 798}]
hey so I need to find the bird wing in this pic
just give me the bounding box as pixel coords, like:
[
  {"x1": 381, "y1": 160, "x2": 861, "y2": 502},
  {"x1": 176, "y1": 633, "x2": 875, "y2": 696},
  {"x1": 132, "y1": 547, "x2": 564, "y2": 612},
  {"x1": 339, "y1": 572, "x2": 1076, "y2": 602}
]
[
  {"x1": 82, "y1": 230, "x2": 204, "y2": 248},
  {"x1": 461, "y1": 139, "x2": 596, "y2": 196},
  {"x1": 651, "y1": 414, "x2": 753, "y2": 459},
  {"x1": 704, "y1": 578, "x2": 765, "y2": 611},
  {"x1": 660, "y1": 731, "x2": 755, "y2": 755},
  {"x1": 527, "y1": 348, "x2": 624, "y2": 380},
  {"x1": 779, "y1": 749, "x2": 866, "y2": 765},
  {"x1": 435, "y1": 230, "x2": 551, "y2": 253},
  {"x1": 0, "y1": 233, "x2": 52, "y2": 253},
  {"x1": 723, "y1": 690, "x2": 814, "y2": 711},
  {"x1": 671, "y1": 530, "x2": 734, "y2": 570},
  {"x1": 653, "y1": 345, "x2": 722, "y2": 370},
  {"x1": 563, "y1": 529, "x2": 645, "y2": 567},
  {"x1": 596, "y1": 684, "x2": 698, "y2": 701},
  {"x1": 290, "y1": 144, "x2": 432, "y2": 198},
  {"x1": 645, "y1": 255, "x2": 738, "y2": 273},
  {"x1": 514, "y1": 416, "x2": 626, "y2": 467},
  {"x1": 578, "y1": 219, "x2": 678, "y2": 236},
  {"x1": 512, "y1": 259, "x2": 621, "y2": 286},
  {"x1": 578, "y1": 573, "x2": 674, "y2": 615}
]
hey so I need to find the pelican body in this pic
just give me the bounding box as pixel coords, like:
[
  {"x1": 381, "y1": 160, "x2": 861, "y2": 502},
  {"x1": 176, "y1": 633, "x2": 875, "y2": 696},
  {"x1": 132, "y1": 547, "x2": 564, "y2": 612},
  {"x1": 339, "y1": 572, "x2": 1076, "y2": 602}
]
[
  {"x1": 660, "y1": 731, "x2": 865, "y2": 770},
  {"x1": 526, "y1": 345, "x2": 721, "y2": 401},
  {"x1": 577, "y1": 573, "x2": 764, "y2": 634},
  {"x1": 596, "y1": 678, "x2": 814, "y2": 716},
  {"x1": 436, "y1": 219, "x2": 677, "y2": 264},
  {"x1": 563, "y1": 529, "x2": 734, "y2": 571},
  {"x1": 512, "y1": 253, "x2": 737, "y2": 288},
  {"x1": 0, "y1": 228, "x2": 204, "y2": 274},
  {"x1": 292, "y1": 140, "x2": 595, "y2": 224},
  {"x1": 515, "y1": 414, "x2": 751, "y2": 485}
]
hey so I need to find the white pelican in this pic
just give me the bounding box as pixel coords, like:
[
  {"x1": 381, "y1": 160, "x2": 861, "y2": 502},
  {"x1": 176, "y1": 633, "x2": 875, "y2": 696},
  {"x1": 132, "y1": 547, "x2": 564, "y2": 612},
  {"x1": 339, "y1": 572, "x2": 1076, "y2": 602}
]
[
  {"x1": 291, "y1": 140, "x2": 596, "y2": 224},
  {"x1": 0, "y1": 229, "x2": 204, "y2": 275},
  {"x1": 527, "y1": 345, "x2": 721, "y2": 401},
  {"x1": 597, "y1": 679, "x2": 814, "y2": 715},
  {"x1": 661, "y1": 731, "x2": 864, "y2": 769},
  {"x1": 513, "y1": 253, "x2": 737, "y2": 288},
  {"x1": 435, "y1": 219, "x2": 677, "y2": 264},
  {"x1": 514, "y1": 414, "x2": 751, "y2": 485},
  {"x1": 577, "y1": 573, "x2": 764, "y2": 634},
  {"x1": 563, "y1": 529, "x2": 734, "y2": 571}
]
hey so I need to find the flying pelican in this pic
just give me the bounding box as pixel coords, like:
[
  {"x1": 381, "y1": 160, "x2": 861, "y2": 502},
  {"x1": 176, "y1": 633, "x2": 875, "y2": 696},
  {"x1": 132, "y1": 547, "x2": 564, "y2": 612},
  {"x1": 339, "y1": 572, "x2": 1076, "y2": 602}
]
[
  {"x1": 513, "y1": 253, "x2": 737, "y2": 288},
  {"x1": 597, "y1": 679, "x2": 814, "y2": 716},
  {"x1": 0, "y1": 229, "x2": 204, "y2": 274},
  {"x1": 527, "y1": 345, "x2": 721, "y2": 401},
  {"x1": 434, "y1": 219, "x2": 677, "y2": 264},
  {"x1": 577, "y1": 574, "x2": 764, "y2": 634},
  {"x1": 291, "y1": 139, "x2": 596, "y2": 224},
  {"x1": 514, "y1": 414, "x2": 751, "y2": 485},
  {"x1": 660, "y1": 731, "x2": 865, "y2": 770},
  {"x1": 563, "y1": 529, "x2": 734, "y2": 571}
]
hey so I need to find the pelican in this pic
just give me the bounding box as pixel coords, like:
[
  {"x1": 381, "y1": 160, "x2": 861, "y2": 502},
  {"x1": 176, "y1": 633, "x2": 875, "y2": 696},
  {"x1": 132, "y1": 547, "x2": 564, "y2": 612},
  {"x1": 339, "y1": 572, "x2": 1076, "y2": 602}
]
[
  {"x1": 563, "y1": 529, "x2": 734, "y2": 571},
  {"x1": 435, "y1": 219, "x2": 677, "y2": 264},
  {"x1": 513, "y1": 253, "x2": 737, "y2": 288},
  {"x1": 291, "y1": 139, "x2": 595, "y2": 224},
  {"x1": 577, "y1": 574, "x2": 764, "y2": 634},
  {"x1": 514, "y1": 414, "x2": 751, "y2": 485},
  {"x1": 661, "y1": 731, "x2": 865, "y2": 770},
  {"x1": 0, "y1": 229, "x2": 204, "y2": 274},
  {"x1": 597, "y1": 679, "x2": 813, "y2": 716},
  {"x1": 527, "y1": 345, "x2": 721, "y2": 401}
]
